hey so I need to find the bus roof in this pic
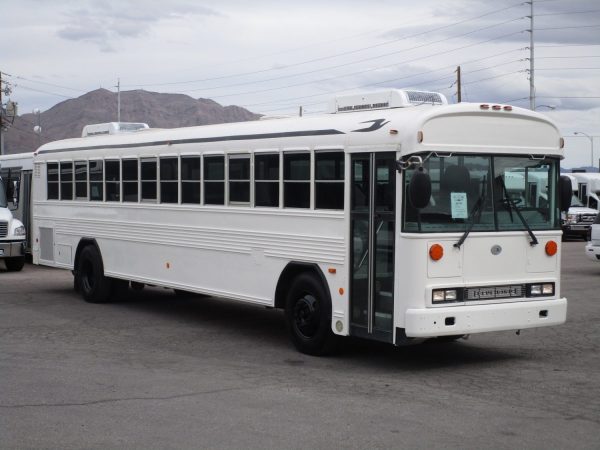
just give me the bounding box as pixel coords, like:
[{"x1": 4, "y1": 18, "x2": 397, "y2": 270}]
[{"x1": 34, "y1": 90, "x2": 563, "y2": 160}]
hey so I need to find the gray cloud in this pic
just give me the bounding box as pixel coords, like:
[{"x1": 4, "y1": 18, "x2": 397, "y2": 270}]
[{"x1": 56, "y1": 0, "x2": 221, "y2": 49}]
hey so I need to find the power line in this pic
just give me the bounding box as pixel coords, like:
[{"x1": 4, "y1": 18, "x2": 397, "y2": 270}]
[
  {"x1": 536, "y1": 24, "x2": 600, "y2": 31},
  {"x1": 11, "y1": 84, "x2": 74, "y2": 99},
  {"x1": 205, "y1": 29, "x2": 527, "y2": 101},
  {"x1": 536, "y1": 9, "x2": 600, "y2": 16},
  {"x1": 123, "y1": 2, "x2": 527, "y2": 89},
  {"x1": 239, "y1": 47, "x2": 527, "y2": 109},
  {"x1": 6, "y1": 74, "x2": 85, "y2": 93},
  {"x1": 185, "y1": 17, "x2": 527, "y2": 95}
]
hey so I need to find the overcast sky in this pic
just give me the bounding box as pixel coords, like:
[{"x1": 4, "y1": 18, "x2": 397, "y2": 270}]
[{"x1": 2, "y1": 0, "x2": 599, "y2": 167}]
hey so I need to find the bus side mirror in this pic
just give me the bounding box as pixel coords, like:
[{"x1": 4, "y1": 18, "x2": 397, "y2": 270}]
[
  {"x1": 559, "y1": 175, "x2": 572, "y2": 212},
  {"x1": 409, "y1": 167, "x2": 431, "y2": 209}
]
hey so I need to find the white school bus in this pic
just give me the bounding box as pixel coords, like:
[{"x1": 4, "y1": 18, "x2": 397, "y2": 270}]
[{"x1": 31, "y1": 90, "x2": 572, "y2": 355}]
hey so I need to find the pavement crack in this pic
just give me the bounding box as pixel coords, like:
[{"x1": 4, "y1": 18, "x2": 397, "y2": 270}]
[{"x1": 0, "y1": 386, "x2": 245, "y2": 409}]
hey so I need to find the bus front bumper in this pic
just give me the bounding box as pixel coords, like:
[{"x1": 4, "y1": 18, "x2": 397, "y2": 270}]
[
  {"x1": 0, "y1": 240, "x2": 26, "y2": 258},
  {"x1": 404, "y1": 298, "x2": 567, "y2": 338}
]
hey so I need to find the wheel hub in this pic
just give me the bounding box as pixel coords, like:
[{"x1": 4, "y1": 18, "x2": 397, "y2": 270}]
[{"x1": 293, "y1": 294, "x2": 320, "y2": 338}]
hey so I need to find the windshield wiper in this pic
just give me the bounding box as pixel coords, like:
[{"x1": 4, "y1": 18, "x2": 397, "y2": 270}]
[
  {"x1": 498, "y1": 176, "x2": 538, "y2": 246},
  {"x1": 454, "y1": 176, "x2": 487, "y2": 249}
]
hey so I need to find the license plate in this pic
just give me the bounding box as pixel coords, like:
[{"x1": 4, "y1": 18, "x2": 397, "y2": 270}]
[
  {"x1": 0, "y1": 249, "x2": 4, "y2": 256},
  {"x1": 466, "y1": 285, "x2": 523, "y2": 300}
]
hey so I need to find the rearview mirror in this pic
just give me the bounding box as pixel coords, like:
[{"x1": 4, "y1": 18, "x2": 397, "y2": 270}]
[
  {"x1": 559, "y1": 175, "x2": 572, "y2": 212},
  {"x1": 409, "y1": 167, "x2": 431, "y2": 209}
]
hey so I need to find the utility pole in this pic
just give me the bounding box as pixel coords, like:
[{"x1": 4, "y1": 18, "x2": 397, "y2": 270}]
[
  {"x1": 116, "y1": 78, "x2": 121, "y2": 123},
  {"x1": 527, "y1": 1, "x2": 535, "y2": 110},
  {"x1": 456, "y1": 66, "x2": 462, "y2": 103}
]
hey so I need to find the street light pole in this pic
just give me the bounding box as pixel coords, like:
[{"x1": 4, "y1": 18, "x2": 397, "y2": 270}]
[{"x1": 574, "y1": 131, "x2": 594, "y2": 169}]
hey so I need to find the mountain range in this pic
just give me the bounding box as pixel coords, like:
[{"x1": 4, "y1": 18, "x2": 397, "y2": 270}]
[{"x1": 2, "y1": 89, "x2": 260, "y2": 154}]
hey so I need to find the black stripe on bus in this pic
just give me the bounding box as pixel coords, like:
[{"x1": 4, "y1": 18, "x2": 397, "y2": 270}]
[{"x1": 38, "y1": 128, "x2": 346, "y2": 155}]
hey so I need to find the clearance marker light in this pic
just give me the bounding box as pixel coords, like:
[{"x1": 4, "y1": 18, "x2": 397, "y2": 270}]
[
  {"x1": 328, "y1": 267, "x2": 337, "y2": 274},
  {"x1": 429, "y1": 244, "x2": 444, "y2": 261},
  {"x1": 492, "y1": 105, "x2": 502, "y2": 110},
  {"x1": 480, "y1": 104, "x2": 490, "y2": 110},
  {"x1": 545, "y1": 240, "x2": 558, "y2": 256},
  {"x1": 503, "y1": 105, "x2": 513, "y2": 111},
  {"x1": 417, "y1": 131, "x2": 424, "y2": 143}
]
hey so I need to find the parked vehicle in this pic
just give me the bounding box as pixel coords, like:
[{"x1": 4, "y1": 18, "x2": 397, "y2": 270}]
[
  {"x1": 0, "y1": 153, "x2": 34, "y2": 255},
  {"x1": 561, "y1": 174, "x2": 598, "y2": 240},
  {"x1": 0, "y1": 172, "x2": 26, "y2": 271},
  {"x1": 32, "y1": 90, "x2": 571, "y2": 354},
  {"x1": 585, "y1": 213, "x2": 600, "y2": 262}
]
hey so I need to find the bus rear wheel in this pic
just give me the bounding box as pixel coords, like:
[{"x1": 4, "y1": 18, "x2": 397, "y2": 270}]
[
  {"x1": 285, "y1": 273, "x2": 337, "y2": 356},
  {"x1": 5, "y1": 256, "x2": 25, "y2": 272},
  {"x1": 76, "y1": 245, "x2": 112, "y2": 303}
]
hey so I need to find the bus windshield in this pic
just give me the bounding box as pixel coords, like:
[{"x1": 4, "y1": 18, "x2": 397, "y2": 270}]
[
  {"x1": 0, "y1": 178, "x2": 7, "y2": 208},
  {"x1": 403, "y1": 154, "x2": 560, "y2": 233}
]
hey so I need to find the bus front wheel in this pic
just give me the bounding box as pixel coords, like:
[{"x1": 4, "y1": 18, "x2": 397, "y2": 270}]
[
  {"x1": 76, "y1": 245, "x2": 112, "y2": 303},
  {"x1": 285, "y1": 273, "x2": 337, "y2": 356},
  {"x1": 5, "y1": 256, "x2": 25, "y2": 272}
]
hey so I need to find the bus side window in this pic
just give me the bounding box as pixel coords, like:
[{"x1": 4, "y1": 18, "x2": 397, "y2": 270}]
[
  {"x1": 75, "y1": 161, "x2": 88, "y2": 199},
  {"x1": 89, "y1": 160, "x2": 104, "y2": 201},
  {"x1": 284, "y1": 152, "x2": 310, "y2": 208},
  {"x1": 60, "y1": 161, "x2": 73, "y2": 201},
  {"x1": 160, "y1": 157, "x2": 179, "y2": 204},
  {"x1": 204, "y1": 155, "x2": 225, "y2": 205},
  {"x1": 229, "y1": 154, "x2": 250, "y2": 204},
  {"x1": 315, "y1": 151, "x2": 344, "y2": 210},
  {"x1": 141, "y1": 158, "x2": 158, "y2": 202},
  {"x1": 181, "y1": 156, "x2": 201, "y2": 204},
  {"x1": 122, "y1": 159, "x2": 139, "y2": 202},
  {"x1": 255, "y1": 153, "x2": 279, "y2": 207},
  {"x1": 105, "y1": 160, "x2": 120, "y2": 202},
  {"x1": 47, "y1": 163, "x2": 59, "y2": 200}
]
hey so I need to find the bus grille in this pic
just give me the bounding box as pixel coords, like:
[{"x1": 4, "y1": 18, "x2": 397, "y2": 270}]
[{"x1": 0, "y1": 221, "x2": 7, "y2": 238}]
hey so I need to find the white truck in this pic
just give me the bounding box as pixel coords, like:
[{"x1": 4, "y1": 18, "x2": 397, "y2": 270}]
[
  {"x1": 0, "y1": 171, "x2": 26, "y2": 271},
  {"x1": 562, "y1": 174, "x2": 599, "y2": 241},
  {"x1": 585, "y1": 213, "x2": 600, "y2": 262}
]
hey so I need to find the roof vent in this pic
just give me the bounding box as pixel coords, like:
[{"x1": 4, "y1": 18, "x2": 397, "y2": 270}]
[
  {"x1": 328, "y1": 89, "x2": 447, "y2": 114},
  {"x1": 82, "y1": 122, "x2": 149, "y2": 138}
]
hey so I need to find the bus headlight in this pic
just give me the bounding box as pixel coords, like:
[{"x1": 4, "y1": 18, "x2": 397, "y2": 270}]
[
  {"x1": 14, "y1": 226, "x2": 26, "y2": 236},
  {"x1": 432, "y1": 289, "x2": 458, "y2": 302},
  {"x1": 527, "y1": 283, "x2": 554, "y2": 297}
]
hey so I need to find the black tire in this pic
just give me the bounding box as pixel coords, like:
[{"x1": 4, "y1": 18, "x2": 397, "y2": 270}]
[
  {"x1": 428, "y1": 335, "x2": 465, "y2": 343},
  {"x1": 130, "y1": 281, "x2": 145, "y2": 291},
  {"x1": 285, "y1": 273, "x2": 337, "y2": 356},
  {"x1": 5, "y1": 256, "x2": 25, "y2": 272},
  {"x1": 111, "y1": 278, "x2": 130, "y2": 301},
  {"x1": 76, "y1": 245, "x2": 112, "y2": 303}
]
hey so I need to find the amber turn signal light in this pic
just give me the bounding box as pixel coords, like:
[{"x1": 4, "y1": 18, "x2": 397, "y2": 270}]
[
  {"x1": 429, "y1": 244, "x2": 444, "y2": 261},
  {"x1": 545, "y1": 240, "x2": 558, "y2": 256}
]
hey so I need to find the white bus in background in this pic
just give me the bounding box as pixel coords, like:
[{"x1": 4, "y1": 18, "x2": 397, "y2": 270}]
[
  {"x1": 567, "y1": 172, "x2": 600, "y2": 210},
  {"x1": 31, "y1": 89, "x2": 572, "y2": 355},
  {"x1": 0, "y1": 153, "x2": 31, "y2": 271}
]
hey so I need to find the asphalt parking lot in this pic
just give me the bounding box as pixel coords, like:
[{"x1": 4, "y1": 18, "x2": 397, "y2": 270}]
[{"x1": 1, "y1": 241, "x2": 599, "y2": 449}]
